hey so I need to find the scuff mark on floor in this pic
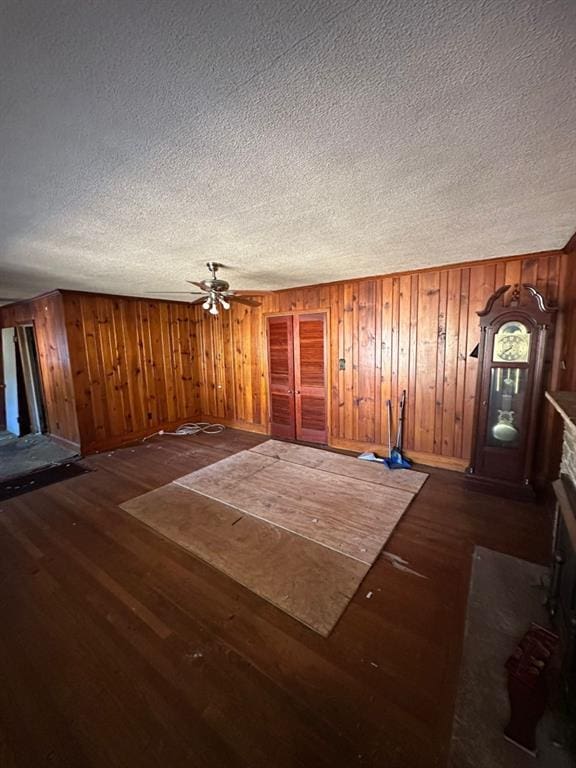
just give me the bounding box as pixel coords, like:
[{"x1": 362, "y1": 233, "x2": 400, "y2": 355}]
[{"x1": 382, "y1": 552, "x2": 428, "y2": 579}]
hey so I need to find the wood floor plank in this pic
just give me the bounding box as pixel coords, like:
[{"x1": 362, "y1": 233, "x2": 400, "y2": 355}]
[
  {"x1": 251, "y1": 439, "x2": 428, "y2": 492},
  {"x1": 0, "y1": 514, "x2": 246, "y2": 768},
  {"x1": 174, "y1": 450, "x2": 415, "y2": 564}
]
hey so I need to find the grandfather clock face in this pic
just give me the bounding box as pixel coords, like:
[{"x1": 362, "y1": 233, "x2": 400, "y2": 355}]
[{"x1": 492, "y1": 321, "x2": 531, "y2": 363}]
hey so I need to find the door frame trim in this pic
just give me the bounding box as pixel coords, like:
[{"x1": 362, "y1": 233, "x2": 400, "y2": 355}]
[{"x1": 263, "y1": 309, "x2": 331, "y2": 443}]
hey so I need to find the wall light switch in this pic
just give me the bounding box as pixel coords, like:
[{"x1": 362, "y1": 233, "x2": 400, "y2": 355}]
[{"x1": 338, "y1": 358, "x2": 346, "y2": 371}]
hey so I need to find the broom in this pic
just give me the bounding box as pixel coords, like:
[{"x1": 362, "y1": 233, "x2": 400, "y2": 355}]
[{"x1": 388, "y1": 390, "x2": 412, "y2": 469}]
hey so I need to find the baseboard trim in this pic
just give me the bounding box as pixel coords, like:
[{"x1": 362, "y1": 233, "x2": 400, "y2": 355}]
[
  {"x1": 197, "y1": 416, "x2": 268, "y2": 435},
  {"x1": 80, "y1": 416, "x2": 469, "y2": 471},
  {"x1": 81, "y1": 417, "x2": 202, "y2": 454},
  {"x1": 328, "y1": 437, "x2": 469, "y2": 472},
  {"x1": 47, "y1": 433, "x2": 81, "y2": 453},
  {"x1": 82, "y1": 415, "x2": 268, "y2": 454}
]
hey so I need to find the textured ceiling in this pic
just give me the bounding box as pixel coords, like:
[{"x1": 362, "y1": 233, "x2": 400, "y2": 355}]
[{"x1": 1, "y1": 0, "x2": 575, "y2": 303}]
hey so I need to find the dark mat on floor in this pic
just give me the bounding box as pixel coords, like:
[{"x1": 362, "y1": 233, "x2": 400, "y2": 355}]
[
  {"x1": 0, "y1": 432, "x2": 79, "y2": 482},
  {"x1": 0, "y1": 461, "x2": 92, "y2": 501},
  {"x1": 450, "y1": 546, "x2": 574, "y2": 767}
]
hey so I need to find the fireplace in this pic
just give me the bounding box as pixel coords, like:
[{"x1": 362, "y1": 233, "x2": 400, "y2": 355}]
[{"x1": 545, "y1": 391, "x2": 576, "y2": 706}]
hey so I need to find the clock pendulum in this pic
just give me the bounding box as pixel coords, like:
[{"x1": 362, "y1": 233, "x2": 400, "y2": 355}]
[{"x1": 491, "y1": 371, "x2": 519, "y2": 444}]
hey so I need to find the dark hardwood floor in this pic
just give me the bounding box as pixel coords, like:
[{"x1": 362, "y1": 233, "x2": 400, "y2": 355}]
[{"x1": 0, "y1": 430, "x2": 553, "y2": 768}]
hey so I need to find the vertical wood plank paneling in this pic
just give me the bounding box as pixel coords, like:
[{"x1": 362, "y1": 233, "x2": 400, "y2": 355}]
[
  {"x1": 252, "y1": 309, "x2": 265, "y2": 426},
  {"x1": 414, "y1": 271, "x2": 439, "y2": 453},
  {"x1": 61, "y1": 294, "x2": 202, "y2": 452},
  {"x1": 357, "y1": 281, "x2": 376, "y2": 442},
  {"x1": 389, "y1": 277, "x2": 401, "y2": 427},
  {"x1": 461, "y1": 264, "x2": 497, "y2": 458},
  {"x1": 373, "y1": 279, "x2": 383, "y2": 445},
  {"x1": 544, "y1": 253, "x2": 560, "y2": 304},
  {"x1": 441, "y1": 270, "x2": 462, "y2": 457},
  {"x1": 351, "y1": 283, "x2": 360, "y2": 441},
  {"x1": 434, "y1": 271, "x2": 449, "y2": 454},
  {"x1": 454, "y1": 269, "x2": 471, "y2": 458},
  {"x1": 503, "y1": 260, "x2": 522, "y2": 304},
  {"x1": 342, "y1": 282, "x2": 355, "y2": 441},
  {"x1": 221, "y1": 308, "x2": 234, "y2": 421},
  {"x1": 396, "y1": 276, "x2": 412, "y2": 446},
  {"x1": 559, "y1": 251, "x2": 576, "y2": 391},
  {"x1": 379, "y1": 277, "x2": 394, "y2": 445},
  {"x1": 81, "y1": 296, "x2": 107, "y2": 444},
  {"x1": 329, "y1": 284, "x2": 342, "y2": 440},
  {"x1": 407, "y1": 275, "x2": 419, "y2": 451}
]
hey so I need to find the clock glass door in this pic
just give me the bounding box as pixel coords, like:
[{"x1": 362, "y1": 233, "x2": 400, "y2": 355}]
[
  {"x1": 486, "y1": 366, "x2": 528, "y2": 448},
  {"x1": 479, "y1": 319, "x2": 533, "y2": 480}
]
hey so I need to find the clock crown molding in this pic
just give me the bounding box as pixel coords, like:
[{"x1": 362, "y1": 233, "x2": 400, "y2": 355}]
[{"x1": 477, "y1": 283, "x2": 558, "y2": 320}]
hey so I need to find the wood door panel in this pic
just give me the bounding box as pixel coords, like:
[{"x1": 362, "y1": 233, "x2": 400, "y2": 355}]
[
  {"x1": 267, "y1": 315, "x2": 296, "y2": 439},
  {"x1": 270, "y1": 394, "x2": 294, "y2": 428},
  {"x1": 298, "y1": 395, "x2": 326, "y2": 441},
  {"x1": 268, "y1": 320, "x2": 292, "y2": 388},
  {"x1": 294, "y1": 314, "x2": 327, "y2": 444},
  {"x1": 298, "y1": 318, "x2": 325, "y2": 388}
]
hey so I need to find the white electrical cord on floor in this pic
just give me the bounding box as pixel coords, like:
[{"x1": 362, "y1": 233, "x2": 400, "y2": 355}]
[{"x1": 142, "y1": 422, "x2": 226, "y2": 441}]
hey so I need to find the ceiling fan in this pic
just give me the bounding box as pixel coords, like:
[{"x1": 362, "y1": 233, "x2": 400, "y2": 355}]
[{"x1": 149, "y1": 262, "x2": 271, "y2": 315}]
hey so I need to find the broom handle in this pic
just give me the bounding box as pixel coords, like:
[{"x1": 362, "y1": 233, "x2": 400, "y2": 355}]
[
  {"x1": 387, "y1": 400, "x2": 392, "y2": 457},
  {"x1": 398, "y1": 390, "x2": 406, "y2": 451}
]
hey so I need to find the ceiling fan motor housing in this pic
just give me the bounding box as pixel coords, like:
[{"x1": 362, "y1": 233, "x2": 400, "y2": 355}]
[{"x1": 201, "y1": 278, "x2": 230, "y2": 292}]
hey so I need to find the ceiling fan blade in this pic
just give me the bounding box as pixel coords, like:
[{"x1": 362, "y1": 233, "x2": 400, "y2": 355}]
[
  {"x1": 228, "y1": 295, "x2": 261, "y2": 307},
  {"x1": 144, "y1": 291, "x2": 206, "y2": 295},
  {"x1": 186, "y1": 281, "x2": 207, "y2": 289},
  {"x1": 227, "y1": 290, "x2": 274, "y2": 296}
]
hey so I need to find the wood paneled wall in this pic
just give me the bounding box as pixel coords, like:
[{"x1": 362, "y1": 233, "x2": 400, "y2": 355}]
[
  {"x1": 0, "y1": 248, "x2": 568, "y2": 471},
  {"x1": 558, "y1": 250, "x2": 576, "y2": 392},
  {"x1": 62, "y1": 293, "x2": 202, "y2": 453},
  {"x1": 194, "y1": 298, "x2": 267, "y2": 431},
  {"x1": 195, "y1": 251, "x2": 562, "y2": 469},
  {"x1": 0, "y1": 292, "x2": 80, "y2": 445}
]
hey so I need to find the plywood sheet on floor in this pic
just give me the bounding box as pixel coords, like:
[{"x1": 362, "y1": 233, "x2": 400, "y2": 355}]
[
  {"x1": 174, "y1": 449, "x2": 416, "y2": 564},
  {"x1": 120, "y1": 482, "x2": 369, "y2": 636},
  {"x1": 250, "y1": 439, "x2": 428, "y2": 493}
]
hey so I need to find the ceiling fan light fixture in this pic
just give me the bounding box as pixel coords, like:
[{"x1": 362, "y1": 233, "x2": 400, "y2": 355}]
[{"x1": 153, "y1": 262, "x2": 264, "y2": 315}]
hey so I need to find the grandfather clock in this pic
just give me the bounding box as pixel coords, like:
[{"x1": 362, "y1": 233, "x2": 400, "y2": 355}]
[{"x1": 465, "y1": 284, "x2": 556, "y2": 499}]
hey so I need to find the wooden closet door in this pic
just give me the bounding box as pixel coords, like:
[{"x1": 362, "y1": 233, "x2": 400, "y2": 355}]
[
  {"x1": 294, "y1": 313, "x2": 327, "y2": 443},
  {"x1": 267, "y1": 315, "x2": 296, "y2": 439}
]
